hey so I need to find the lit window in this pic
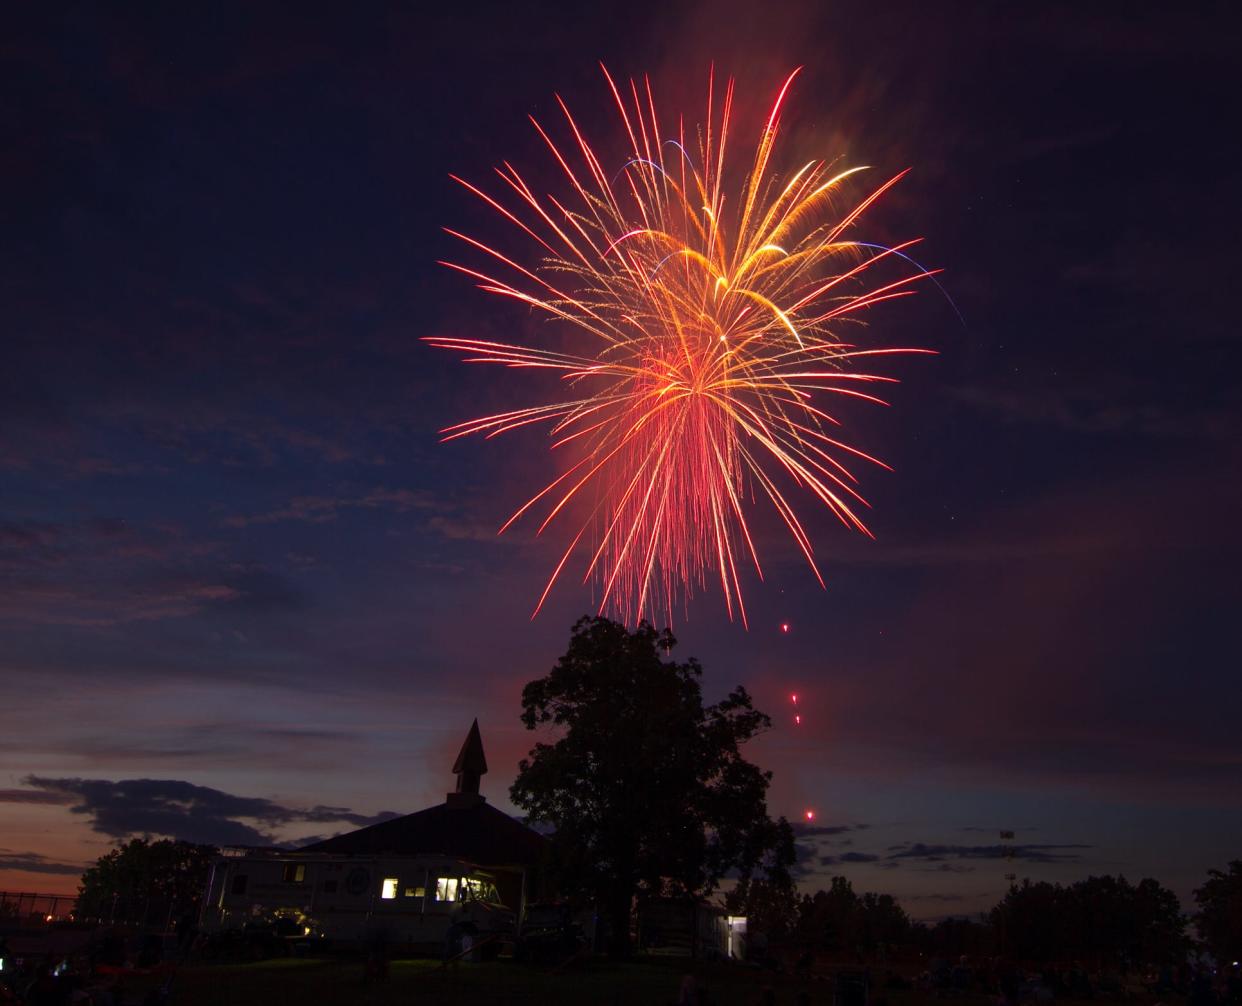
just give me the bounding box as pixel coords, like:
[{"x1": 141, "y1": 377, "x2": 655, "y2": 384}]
[
  {"x1": 404, "y1": 886, "x2": 425, "y2": 898},
  {"x1": 435, "y1": 877, "x2": 458, "y2": 902},
  {"x1": 281, "y1": 863, "x2": 306, "y2": 883},
  {"x1": 381, "y1": 878, "x2": 399, "y2": 900}
]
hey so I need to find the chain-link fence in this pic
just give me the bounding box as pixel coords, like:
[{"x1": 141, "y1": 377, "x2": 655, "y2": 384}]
[{"x1": 0, "y1": 891, "x2": 77, "y2": 929}]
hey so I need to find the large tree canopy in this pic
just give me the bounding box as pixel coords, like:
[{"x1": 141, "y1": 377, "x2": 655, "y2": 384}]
[
  {"x1": 78, "y1": 838, "x2": 216, "y2": 927},
  {"x1": 511, "y1": 616, "x2": 794, "y2": 955}
]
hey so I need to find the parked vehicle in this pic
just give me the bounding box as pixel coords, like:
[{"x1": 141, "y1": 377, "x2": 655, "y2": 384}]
[{"x1": 515, "y1": 902, "x2": 585, "y2": 964}]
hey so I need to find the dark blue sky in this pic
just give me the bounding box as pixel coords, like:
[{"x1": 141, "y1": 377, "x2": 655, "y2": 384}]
[{"x1": 2, "y1": 1, "x2": 1239, "y2": 918}]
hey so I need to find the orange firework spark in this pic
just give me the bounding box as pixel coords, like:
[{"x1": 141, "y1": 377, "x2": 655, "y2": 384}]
[{"x1": 427, "y1": 65, "x2": 938, "y2": 625}]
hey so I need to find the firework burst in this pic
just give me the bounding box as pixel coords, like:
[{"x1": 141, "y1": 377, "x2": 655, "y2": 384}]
[{"x1": 427, "y1": 65, "x2": 938, "y2": 625}]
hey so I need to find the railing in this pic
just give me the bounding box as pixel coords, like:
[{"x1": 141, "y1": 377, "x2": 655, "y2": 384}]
[{"x1": 0, "y1": 892, "x2": 77, "y2": 928}]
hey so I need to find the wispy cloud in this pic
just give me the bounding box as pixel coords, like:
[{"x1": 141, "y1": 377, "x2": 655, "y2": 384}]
[
  {"x1": 0, "y1": 850, "x2": 85, "y2": 876},
  {"x1": 819, "y1": 852, "x2": 880, "y2": 866},
  {"x1": 794, "y1": 822, "x2": 870, "y2": 838},
  {"x1": 887, "y1": 842, "x2": 1091, "y2": 864},
  {"x1": 0, "y1": 519, "x2": 276, "y2": 627},
  {"x1": 0, "y1": 789, "x2": 75, "y2": 805},
  {"x1": 0, "y1": 561, "x2": 303, "y2": 628},
  {"x1": 224, "y1": 488, "x2": 435, "y2": 527}
]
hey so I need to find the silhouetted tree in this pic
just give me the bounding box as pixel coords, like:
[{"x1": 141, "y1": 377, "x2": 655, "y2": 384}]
[
  {"x1": 1195, "y1": 861, "x2": 1242, "y2": 964},
  {"x1": 797, "y1": 876, "x2": 863, "y2": 954},
  {"x1": 992, "y1": 874, "x2": 1183, "y2": 965},
  {"x1": 78, "y1": 838, "x2": 217, "y2": 926},
  {"x1": 859, "y1": 890, "x2": 914, "y2": 952},
  {"x1": 725, "y1": 877, "x2": 798, "y2": 944},
  {"x1": 916, "y1": 915, "x2": 994, "y2": 959},
  {"x1": 792, "y1": 877, "x2": 913, "y2": 958},
  {"x1": 1132, "y1": 877, "x2": 1186, "y2": 964},
  {"x1": 992, "y1": 880, "x2": 1065, "y2": 962},
  {"x1": 1068, "y1": 875, "x2": 1184, "y2": 966},
  {"x1": 511, "y1": 616, "x2": 795, "y2": 956}
]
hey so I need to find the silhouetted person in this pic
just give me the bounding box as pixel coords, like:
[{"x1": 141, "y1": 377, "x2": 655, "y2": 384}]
[
  {"x1": 1225, "y1": 965, "x2": 1242, "y2": 1006},
  {"x1": 94, "y1": 931, "x2": 126, "y2": 968},
  {"x1": 1189, "y1": 968, "x2": 1217, "y2": 1006},
  {"x1": 999, "y1": 963, "x2": 1021, "y2": 1006},
  {"x1": 1156, "y1": 964, "x2": 1175, "y2": 993},
  {"x1": 176, "y1": 911, "x2": 199, "y2": 962},
  {"x1": 365, "y1": 933, "x2": 390, "y2": 983},
  {"x1": 85, "y1": 979, "x2": 119, "y2": 1006},
  {"x1": 137, "y1": 933, "x2": 162, "y2": 968},
  {"x1": 25, "y1": 964, "x2": 66, "y2": 1006}
]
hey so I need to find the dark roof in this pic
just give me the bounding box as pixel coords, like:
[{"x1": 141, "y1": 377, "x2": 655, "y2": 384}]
[
  {"x1": 452, "y1": 718, "x2": 488, "y2": 776},
  {"x1": 302, "y1": 800, "x2": 547, "y2": 867}
]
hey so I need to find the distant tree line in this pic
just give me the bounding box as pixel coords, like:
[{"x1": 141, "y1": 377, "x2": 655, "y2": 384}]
[
  {"x1": 991, "y1": 875, "x2": 1184, "y2": 965},
  {"x1": 75, "y1": 839, "x2": 1242, "y2": 970},
  {"x1": 66, "y1": 617, "x2": 1242, "y2": 974},
  {"x1": 728, "y1": 864, "x2": 1242, "y2": 968},
  {"x1": 727, "y1": 875, "x2": 914, "y2": 957}
]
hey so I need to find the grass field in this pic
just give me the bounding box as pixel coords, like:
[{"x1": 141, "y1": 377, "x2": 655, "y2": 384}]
[
  {"x1": 155, "y1": 956, "x2": 863, "y2": 1006},
  {"x1": 118, "y1": 956, "x2": 1151, "y2": 1006}
]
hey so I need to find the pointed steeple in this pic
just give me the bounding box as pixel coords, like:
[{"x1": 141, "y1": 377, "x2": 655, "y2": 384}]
[{"x1": 447, "y1": 719, "x2": 488, "y2": 806}]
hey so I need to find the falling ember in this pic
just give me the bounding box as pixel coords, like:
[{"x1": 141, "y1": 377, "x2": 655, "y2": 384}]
[
  {"x1": 794, "y1": 714, "x2": 802, "y2": 725},
  {"x1": 429, "y1": 65, "x2": 938, "y2": 624},
  {"x1": 781, "y1": 623, "x2": 791, "y2": 634},
  {"x1": 805, "y1": 810, "x2": 815, "y2": 822}
]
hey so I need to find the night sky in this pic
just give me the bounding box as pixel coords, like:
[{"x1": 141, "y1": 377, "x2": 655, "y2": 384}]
[{"x1": 3, "y1": 2, "x2": 1239, "y2": 920}]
